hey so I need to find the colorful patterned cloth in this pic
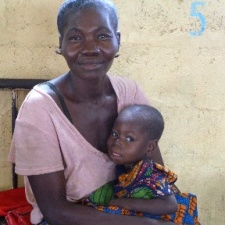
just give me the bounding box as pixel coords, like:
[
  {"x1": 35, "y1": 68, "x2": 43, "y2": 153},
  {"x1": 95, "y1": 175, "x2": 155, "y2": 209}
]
[{"x1": 81, "y1": 160, "x2": 200, "y2": 225}]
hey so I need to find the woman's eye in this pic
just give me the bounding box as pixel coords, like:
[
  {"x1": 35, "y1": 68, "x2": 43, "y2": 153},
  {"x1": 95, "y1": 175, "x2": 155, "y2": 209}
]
[
  {"x1": 98, "y1": 34, "x2": 111, "y2": 39},
  {"x1": 69, "y1": 35, "x2": 81, "y2": 41},
  {"x1": 126, "y1": 136, "x2": 134, "y2": 142}
]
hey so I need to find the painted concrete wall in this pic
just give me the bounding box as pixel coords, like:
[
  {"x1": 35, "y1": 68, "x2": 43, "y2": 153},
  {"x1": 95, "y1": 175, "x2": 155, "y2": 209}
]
[{"x1": 0, "y1": 1, "x2": 225, "y2": 224}]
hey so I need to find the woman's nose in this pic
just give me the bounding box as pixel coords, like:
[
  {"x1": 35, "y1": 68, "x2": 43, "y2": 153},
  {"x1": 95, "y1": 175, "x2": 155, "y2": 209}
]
[{"x1": 81, "y1": 39, "x2": 100, "y2": 55}]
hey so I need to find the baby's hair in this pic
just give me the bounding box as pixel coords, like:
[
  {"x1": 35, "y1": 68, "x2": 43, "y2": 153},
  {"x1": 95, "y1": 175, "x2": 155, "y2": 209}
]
[
  {"x1": 57, "y1": 0, "x2": 119, "y2": 37},
  {"x1": 121, "y1": 104, "x2": 164, "y2": 140}
]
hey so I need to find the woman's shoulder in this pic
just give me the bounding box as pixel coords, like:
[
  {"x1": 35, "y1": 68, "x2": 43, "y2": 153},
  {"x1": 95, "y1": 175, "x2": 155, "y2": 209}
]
[
  {"x1": 108, "y1": 74, "x2": 139, "y2": 96},
  {"x1": 108, "y1": 74, "x2": 149, "y2": 107},
  {"x1": 23, "y1": 84, "x2": 53, "y2": 106},
  {"x1": 108, "y1": 74, "x2": 137, "y2": 86},
  {"x1": 16, "y1": 84, "x2": 57, "y2": 121}
]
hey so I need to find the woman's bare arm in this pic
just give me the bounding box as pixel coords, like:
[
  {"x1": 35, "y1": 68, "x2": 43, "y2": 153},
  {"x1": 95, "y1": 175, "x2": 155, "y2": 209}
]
[
  {"x1": 28, "y1": 171, "x2": 175, "y2": 225},
  {"x1": 109, "y1": 195, "x2": 178, "y2": 215}
]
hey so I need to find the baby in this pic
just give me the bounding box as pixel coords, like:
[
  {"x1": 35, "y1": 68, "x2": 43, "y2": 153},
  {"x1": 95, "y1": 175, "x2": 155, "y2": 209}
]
[{"x1": 81, "y1": 104, "x2": 200, "y2": 225}]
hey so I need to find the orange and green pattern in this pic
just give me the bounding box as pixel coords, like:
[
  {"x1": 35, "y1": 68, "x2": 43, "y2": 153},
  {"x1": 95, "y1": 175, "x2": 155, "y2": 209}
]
[{"x1": 83, "y1": 160, "x2": 200, "y2": 225}]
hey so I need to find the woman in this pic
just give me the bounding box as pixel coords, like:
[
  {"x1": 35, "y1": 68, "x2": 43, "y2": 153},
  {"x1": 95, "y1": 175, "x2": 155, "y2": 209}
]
[{"x1": 8, "y1": 0, "x2": 172, "y2": 224}]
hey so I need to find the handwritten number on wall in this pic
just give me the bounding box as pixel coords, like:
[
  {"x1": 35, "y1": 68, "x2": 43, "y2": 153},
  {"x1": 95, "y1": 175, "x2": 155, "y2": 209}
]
[{"x1": 189, "y1": 2, "x2": 206, "y2": 36}]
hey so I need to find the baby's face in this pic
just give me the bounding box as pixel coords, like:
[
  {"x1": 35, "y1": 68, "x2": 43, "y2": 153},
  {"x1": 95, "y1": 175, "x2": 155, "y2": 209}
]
[{"x1": 107, "y1": 114, "x2": 149, "y2": 166}]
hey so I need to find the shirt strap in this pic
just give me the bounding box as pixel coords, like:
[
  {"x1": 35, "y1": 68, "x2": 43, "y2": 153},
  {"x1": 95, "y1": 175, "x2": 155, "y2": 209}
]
[{"x1": 45, "y1": 81, "x2": 73, "y2": 124}]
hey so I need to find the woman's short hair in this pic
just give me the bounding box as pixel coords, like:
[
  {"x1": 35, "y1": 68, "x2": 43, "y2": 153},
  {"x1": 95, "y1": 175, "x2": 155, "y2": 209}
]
[{"x1": 57, "y1": 0, "x2": 119, "y2": 37}]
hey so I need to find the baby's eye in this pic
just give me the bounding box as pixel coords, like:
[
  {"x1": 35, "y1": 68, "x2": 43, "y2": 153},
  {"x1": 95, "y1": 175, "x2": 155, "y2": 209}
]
[
  {"x1": 126, "y1": 136, "x2": 134, "y2": 142},
  {"x1": 111, "y1": 130, "x2": 118, "y2": 138}
]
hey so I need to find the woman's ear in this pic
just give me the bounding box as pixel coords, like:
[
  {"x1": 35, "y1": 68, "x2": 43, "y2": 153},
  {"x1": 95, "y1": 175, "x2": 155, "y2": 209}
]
[
  {"x1": 56, "y1": 36, "x2": 63, "y2": 55},
  {"x1": 116, "y1": 31, "x2": 121, "y2": 48},
  {"x1": 114, "y1": 32, "x2": 121, "y2": 58},
  {"x1": 59, "y1": 36, "x2": 62, "y2": 49},
  {"x1": 146, "y1": 140, "x2": 158, "y2": 157}
]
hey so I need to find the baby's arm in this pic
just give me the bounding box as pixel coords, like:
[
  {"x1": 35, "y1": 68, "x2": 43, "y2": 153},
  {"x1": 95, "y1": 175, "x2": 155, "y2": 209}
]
[{"x1": 109, "y1": 194, "x2": 178, "y2": 215}]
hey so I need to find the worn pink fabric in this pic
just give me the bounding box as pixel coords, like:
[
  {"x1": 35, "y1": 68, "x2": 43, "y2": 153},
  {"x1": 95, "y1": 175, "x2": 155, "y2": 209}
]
[{"x1": 8, "y1": 75, "x2": 149, "y2": 224}]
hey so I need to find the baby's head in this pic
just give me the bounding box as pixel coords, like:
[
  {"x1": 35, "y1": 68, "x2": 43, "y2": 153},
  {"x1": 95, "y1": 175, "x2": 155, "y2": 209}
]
[
  {"x1": 107, "y1": 104, "x2": 164, "y2": 166},
  {"x1": 57, "y1": 0, "x2": 119, "y2": 37},
  {"x1": 125, "y1": 104, "x2": 164, "y2": 140}
]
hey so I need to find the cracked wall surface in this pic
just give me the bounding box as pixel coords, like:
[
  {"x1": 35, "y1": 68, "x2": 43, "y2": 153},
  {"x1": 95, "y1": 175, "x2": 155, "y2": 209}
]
[{"x1": 1, "y1": 1, "x2": 225, "y2": 224}]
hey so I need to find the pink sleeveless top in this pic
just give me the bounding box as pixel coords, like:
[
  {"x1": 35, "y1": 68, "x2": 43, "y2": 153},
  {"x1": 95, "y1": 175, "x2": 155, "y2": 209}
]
[{"x1": 8, "y1": 75, "x2": 149, "y2": 224}]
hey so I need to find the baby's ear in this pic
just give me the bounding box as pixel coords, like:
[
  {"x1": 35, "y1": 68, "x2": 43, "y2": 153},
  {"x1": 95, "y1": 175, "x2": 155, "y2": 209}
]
[{"x1": 146, "y1": 140, "x2": 158, "y2": 157}]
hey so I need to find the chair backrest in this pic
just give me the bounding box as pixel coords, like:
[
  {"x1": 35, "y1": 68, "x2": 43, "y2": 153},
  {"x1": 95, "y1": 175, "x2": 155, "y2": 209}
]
[{"x1": 0, "y1": 79, "x2": 47, "y2": 188}]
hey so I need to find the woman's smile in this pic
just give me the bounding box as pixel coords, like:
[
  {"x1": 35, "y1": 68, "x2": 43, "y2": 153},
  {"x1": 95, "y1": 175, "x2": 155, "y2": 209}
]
[{"x1": 78, "y1": 61, "x2": 104, "y2": 71}]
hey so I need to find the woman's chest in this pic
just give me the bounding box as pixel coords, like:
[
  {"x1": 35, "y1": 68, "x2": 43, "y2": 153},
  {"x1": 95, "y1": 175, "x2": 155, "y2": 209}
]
[{"x1": 70, "y1": 99, "x2": 118, "y2": 153}]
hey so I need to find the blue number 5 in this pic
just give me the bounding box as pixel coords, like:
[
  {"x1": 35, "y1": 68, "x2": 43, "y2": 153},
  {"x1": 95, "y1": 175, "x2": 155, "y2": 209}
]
[{"x1": 189, "y1": 2, "x2": 206, "y2": 36}]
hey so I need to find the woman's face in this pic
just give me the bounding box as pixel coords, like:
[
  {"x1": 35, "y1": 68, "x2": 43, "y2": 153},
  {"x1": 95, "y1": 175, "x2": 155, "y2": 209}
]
[{"x1": 60, "y1": 6, "x2": 120, "y2": 80}]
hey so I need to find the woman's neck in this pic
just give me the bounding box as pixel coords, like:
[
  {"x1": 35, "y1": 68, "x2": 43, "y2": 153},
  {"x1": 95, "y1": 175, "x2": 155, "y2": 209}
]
[{"x1": 67, "y1": 72, "x2": 111, "y2": 103}]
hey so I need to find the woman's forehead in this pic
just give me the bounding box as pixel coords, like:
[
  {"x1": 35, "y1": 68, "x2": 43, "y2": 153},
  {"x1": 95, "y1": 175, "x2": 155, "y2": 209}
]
[
  {"x1": 68, "y1": 6, "x2": 111, "y2": 22},
  {"x1": 65, "y1": 6, "x2": 114, "y2": 30}
]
